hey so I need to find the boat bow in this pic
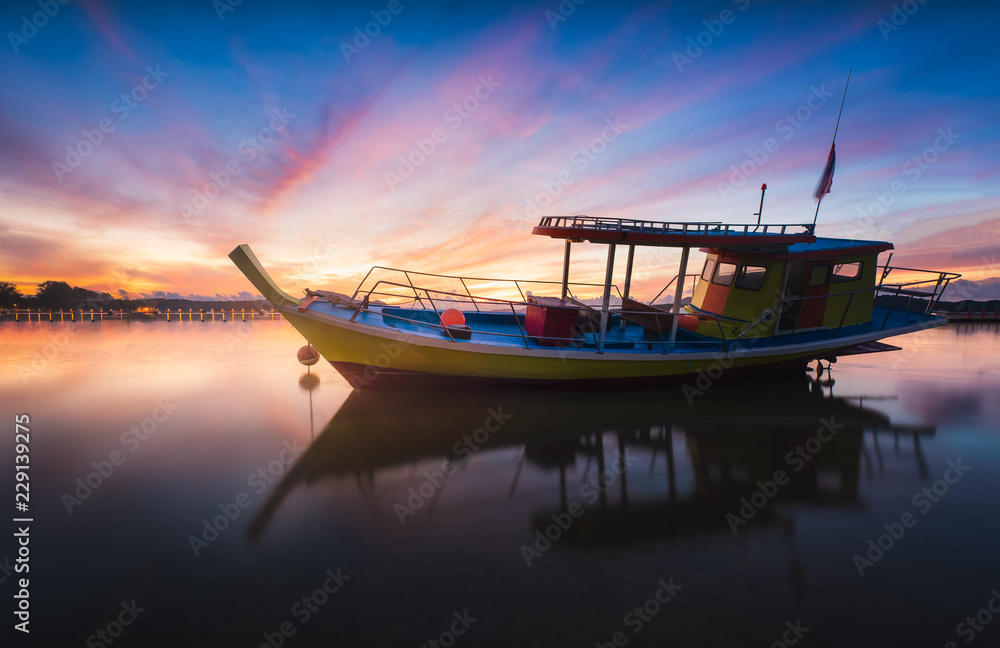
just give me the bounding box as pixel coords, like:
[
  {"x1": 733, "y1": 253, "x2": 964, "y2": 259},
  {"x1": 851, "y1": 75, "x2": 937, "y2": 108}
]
[{"x1": 228, "y1": 244, "x2": 301, "y2": 310}]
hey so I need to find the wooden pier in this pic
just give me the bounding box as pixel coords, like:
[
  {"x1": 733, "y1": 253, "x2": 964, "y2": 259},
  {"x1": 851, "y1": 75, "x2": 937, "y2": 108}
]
[
  {"x1": 3, "y1": 309, "x2": 283, "y2": 323},
  {"x1": 941, "y1": 306, "x2": 1000, "y2": 322}
]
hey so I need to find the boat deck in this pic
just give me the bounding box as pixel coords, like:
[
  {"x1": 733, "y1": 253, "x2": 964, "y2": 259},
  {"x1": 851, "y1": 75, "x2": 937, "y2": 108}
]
[{"x1": 300, "y1": 299, "x2": 939, "y2": 356}]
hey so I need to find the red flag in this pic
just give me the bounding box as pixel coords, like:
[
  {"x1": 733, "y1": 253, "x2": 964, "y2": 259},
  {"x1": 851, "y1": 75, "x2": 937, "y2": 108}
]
[{"x1": 814, "y1": 143, "x2": 836, "y2": 199}]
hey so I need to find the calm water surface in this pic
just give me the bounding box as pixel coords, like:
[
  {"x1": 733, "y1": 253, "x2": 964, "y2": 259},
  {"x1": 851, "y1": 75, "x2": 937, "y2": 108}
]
[{"x1": 1, "y1": 321, "x2": 999, "y2": 647}]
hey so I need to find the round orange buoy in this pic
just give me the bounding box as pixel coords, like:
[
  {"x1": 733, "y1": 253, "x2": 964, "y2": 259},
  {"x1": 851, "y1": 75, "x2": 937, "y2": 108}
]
[
  {"x1": 297, "y1": 345, "x2": 320, "y2": 366},
  {"x1": 440, "y1": 309, "x2": 466, "y2": 327}
]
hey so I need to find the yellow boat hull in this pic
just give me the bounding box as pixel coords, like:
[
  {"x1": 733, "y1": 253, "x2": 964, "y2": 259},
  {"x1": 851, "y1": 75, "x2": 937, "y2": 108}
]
[
  {"x1": 281, "y1": 308, "x2": 843, "y2": 388},
  {"x1": 229, "y1": 244, "x2": 941, "y2": 388}
]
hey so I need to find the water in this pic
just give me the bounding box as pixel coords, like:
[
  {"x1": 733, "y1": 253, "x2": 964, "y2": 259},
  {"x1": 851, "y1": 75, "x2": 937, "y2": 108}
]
[{"x1": 2, "y1": 320, "x2": 999, "y2": 647}]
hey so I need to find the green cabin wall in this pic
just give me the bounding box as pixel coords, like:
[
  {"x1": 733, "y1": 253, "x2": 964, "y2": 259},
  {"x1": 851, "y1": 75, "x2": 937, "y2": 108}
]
[
  {"x1": 719, "y1": 255, "x2": 785, "y2": 335},
  {"x1": 689, "y1": 250, "x2": 880, "y2": 338},
  {"x1": 690, "y1": 252, "x2": 785, "y2": 338},
  {"x1": 821, "y1": 253, "x2": 877, "y2": 328}
]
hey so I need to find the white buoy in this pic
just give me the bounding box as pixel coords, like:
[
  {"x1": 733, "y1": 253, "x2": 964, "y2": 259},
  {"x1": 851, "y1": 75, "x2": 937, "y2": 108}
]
[{"x1": 297, "y1": 344, "x2": 320, "y2": 366}]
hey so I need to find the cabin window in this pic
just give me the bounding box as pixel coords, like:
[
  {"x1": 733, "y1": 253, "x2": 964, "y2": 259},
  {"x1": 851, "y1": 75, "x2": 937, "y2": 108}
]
[
  {"x1": 701, "y1": 258, "x2": 716, "y2": 282},
  {"x1": 735, "y1": 265, "x2": 767, "y2": 290},
  {"x1": 712, "y1": 262, "x2": 737, "y2": 286},
  {"x1": 832, "y1": 261, "x2": 862, "y2": 283},
  {"x1": 809, "y1": 264, "x2": 831, "y2": 287}
]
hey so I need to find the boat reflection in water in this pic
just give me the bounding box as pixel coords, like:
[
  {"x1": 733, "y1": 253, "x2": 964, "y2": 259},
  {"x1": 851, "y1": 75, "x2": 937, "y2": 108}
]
[{"x1": 248, "y1": 372, "x2": 932, "y2": 555}]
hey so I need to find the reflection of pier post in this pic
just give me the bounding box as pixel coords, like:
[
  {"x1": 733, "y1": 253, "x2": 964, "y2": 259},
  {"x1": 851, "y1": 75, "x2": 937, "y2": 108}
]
[
  {"x1": 912, "y1": 431, "x2": 928, "y2": 478},
  {"x1": 595, "y1": 432, "x2": 607, "y2": 508},
  {"x1": 871, "y1": 429, "x2": 885, "y2": 476},
  {"x1": 861, "y1": 425, "x2": 931, "y2": 483},
  {"x1": 618, "y1": 434, "x2": 628, "y2": 508},
  {"x1": 559, "y1": 462, "x2": 567, "y2": 512},
  {"x1": 508, "y1": 451, "x2": 526, "y2": 500},
  {"x1": 665, "y1": 426, "x2": 677, "y2": 502}
]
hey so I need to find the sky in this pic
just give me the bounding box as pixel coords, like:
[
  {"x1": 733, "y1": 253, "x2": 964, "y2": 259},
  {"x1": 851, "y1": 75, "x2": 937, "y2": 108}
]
[{"x1": 0, "y1": 0, "x2": 997, "y2": 302}]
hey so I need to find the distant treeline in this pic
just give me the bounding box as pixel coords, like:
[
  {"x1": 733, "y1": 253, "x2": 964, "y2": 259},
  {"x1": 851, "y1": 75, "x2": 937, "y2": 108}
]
[
  {"x1": 0, "y1": 280, "x2": 141, "y2": 310},
  {"x1": 0, "y1": 280, "x2": 267, "y2": 312},
  {"x1": 874, "y1": 295, "x2": 999, "y2": 312}
]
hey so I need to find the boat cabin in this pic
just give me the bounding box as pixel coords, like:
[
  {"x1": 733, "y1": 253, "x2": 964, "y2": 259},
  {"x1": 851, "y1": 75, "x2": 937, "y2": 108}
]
[
  {"x1": 531, "y1": 216, "x2": 893, "y2": 345},
  {"x1": 687, "y1": 238, "x2": 892, "y2": 339}
]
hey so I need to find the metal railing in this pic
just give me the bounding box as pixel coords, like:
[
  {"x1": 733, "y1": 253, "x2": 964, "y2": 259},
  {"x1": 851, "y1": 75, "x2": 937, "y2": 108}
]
[
  {"x1": 536, "y1": 215, "x2": 816, "y2": 238},
  {"x1": 618, "y1": 303, "x2": 732, "y2": 354},
  {"x1": 649, "y1": 273, "x2": 702, "y2": 306},
  {"x1": 350, "y1": 265, "x2": 623, "y2": 308},
  {"x1": 352, "y1": 279, "x2": 591, "y2": 350},
  {"x1": 873, "y1": 265, "x2": 959, "y2": 325},
  {"x1": 347, "y1": 279, "x2": 734, "y2": 354},
  {"x1": 337, "y1": 265, "x2": 959, "y2": 356},
  {"x1": 734, "y1": 266, "x2": 960, "y2": 342}
]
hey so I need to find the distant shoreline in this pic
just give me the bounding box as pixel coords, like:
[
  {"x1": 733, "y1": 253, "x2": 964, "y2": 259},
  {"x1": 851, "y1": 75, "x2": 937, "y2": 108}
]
[
  {"x1": 0, "y1": 298, "x2": 275, "y2": 321},
  {"x1": 2, "y1": 298, "x2": 270, "y2": 312}
]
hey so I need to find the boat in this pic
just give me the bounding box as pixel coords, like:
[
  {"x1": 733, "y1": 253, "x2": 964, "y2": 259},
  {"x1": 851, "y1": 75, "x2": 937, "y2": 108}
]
[
  {"x1": 245, "y1": 379, "x2": 933, "y2": 544},
  {"x1": 129, "y1": 305, "x2": 161, "y2": 320},
  {"x1": 229, "y1": 211, "x2": 958, "y2": 388}
]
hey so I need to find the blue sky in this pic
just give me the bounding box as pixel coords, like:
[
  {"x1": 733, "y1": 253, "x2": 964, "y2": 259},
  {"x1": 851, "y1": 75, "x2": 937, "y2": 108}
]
[{"x1": 0, "y1": 0, "x2": 997, "y2": 300}]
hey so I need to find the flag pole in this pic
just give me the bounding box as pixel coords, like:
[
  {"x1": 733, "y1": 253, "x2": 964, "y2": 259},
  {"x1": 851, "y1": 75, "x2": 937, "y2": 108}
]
[
  {"x1": 812, "y1": 68, "x2": 852, "y2": 229},
  {"x1": 831, "y1": 68, "x2": 852, "y2": 144},
  {"x1": 812, "y1": 193, "x2": 823, "y2": 230}
]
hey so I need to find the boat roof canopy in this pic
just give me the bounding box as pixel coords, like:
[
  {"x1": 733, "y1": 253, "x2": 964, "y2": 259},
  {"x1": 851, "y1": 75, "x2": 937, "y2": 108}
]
[
  {"x1": 532, "y1": 215, "x2": 817, "y2": 248},
  {"x1": 703, "y1": 237, "x2": 894, "y2": 259},
  {"x1": 783, "y1": 237, "x2": 893, "y2": 257},
  {"x1": 532, "y1": 216, "x2": 893, "y2": 257}
]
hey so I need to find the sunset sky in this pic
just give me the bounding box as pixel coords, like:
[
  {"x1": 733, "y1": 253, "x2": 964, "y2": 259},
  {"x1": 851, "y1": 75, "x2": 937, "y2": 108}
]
[{"x1": 1, "y1": 0, "x2": 997, "y2": 302}]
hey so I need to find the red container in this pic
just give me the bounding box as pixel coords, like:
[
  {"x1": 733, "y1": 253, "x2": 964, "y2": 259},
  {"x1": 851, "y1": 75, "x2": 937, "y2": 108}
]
[{"x1": 524, "y1": 296, "x2": 579, "y2": 346}]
